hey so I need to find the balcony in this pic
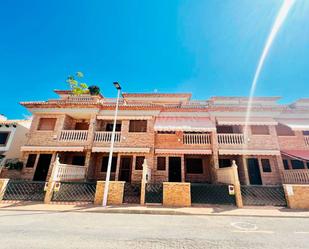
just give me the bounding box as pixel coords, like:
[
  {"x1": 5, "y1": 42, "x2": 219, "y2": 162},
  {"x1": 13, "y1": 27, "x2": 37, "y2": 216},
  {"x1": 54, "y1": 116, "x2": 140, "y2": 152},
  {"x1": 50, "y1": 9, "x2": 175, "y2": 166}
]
[
  {"x1": 53, "y1": 163, "x2": 87, "y2": 181},
  {"x1": 282, "y1": 169, "x2": 309, "y2": 184},
  {"x1": 305, "y1": 136, "x2": 309, "y2": 147},
  {"x1": 94, "y1": 131, "x2": 121, "y2": 143},
  {"x1": 183, "y1": 134, "x2": 211, "y2": 145},
  {"x1": 217, "y1": 134, "x2": 245, "y2": 145},
  {"x1": 59, "y1": 130, "x2": 88, "y2": 142}
]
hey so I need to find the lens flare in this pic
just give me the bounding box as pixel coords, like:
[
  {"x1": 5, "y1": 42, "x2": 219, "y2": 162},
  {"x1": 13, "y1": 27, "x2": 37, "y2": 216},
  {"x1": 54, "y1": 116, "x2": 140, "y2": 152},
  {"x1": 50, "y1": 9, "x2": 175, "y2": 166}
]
[{"x1": 244, "y1": 0, "x2": 295, "y2": 141}]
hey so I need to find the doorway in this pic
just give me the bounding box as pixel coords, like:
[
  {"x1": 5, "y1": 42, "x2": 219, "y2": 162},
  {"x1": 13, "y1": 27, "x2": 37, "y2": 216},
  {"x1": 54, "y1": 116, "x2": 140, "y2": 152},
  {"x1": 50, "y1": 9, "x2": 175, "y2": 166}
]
[
  {"x1": 33, "y1": 154, "x2": 53, "y2": 181},
  {"x1": 119, "y1": 156, "x2": 132, "y2": 182},
  {"x1": 168, "y1": 157, "x2": 182, "y2": 182},
  {"x1": 247, "y1": 158, "x2": 262, "y2": 185}
]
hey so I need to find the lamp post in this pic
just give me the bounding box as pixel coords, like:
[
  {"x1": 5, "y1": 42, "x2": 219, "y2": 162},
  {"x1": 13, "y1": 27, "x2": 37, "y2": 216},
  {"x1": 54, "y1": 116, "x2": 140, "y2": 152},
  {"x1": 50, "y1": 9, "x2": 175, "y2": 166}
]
[{"x1": 102, "y1": 82, "x2": 122, "y2": 207}]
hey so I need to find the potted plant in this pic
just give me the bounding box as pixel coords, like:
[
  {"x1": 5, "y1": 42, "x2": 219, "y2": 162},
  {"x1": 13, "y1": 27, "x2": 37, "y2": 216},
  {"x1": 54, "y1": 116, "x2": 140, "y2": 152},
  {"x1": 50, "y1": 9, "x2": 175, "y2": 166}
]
[{"x1": 88, "y1": 85, "x2": 100, "y2": 95}]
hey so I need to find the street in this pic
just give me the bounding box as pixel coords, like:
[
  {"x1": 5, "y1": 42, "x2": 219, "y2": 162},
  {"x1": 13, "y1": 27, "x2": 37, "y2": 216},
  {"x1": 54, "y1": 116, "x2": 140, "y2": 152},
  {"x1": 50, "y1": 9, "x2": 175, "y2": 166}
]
[{"x1": 0, "y1": 211, "x2": 308, "y2": 248}]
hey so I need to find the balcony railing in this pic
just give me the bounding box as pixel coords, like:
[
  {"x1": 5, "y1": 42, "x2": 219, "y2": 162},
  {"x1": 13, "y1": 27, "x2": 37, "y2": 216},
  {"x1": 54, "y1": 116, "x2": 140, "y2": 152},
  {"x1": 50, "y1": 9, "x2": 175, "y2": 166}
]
[
  {"x1": 53, "y1": 163, "x2": 87, "y2": 181},
  {"x1": 59, "y1": 130, "x2": 88, "y2": 142},
  {"x1": 94, "y1": 131, "x2": 121, "y2": 143},
  {"x1": 282, "y1": 169, "x2": 309, "y2": 184},
  {"x1": 305, "y1": 136, "x2": 309, "y2": 147},
  {"x1": 183, "y1": 134, "x2": 211, "y2": 145},
  {"x1": 217, "y1": 134, "x2": 245, "y2": 145}
]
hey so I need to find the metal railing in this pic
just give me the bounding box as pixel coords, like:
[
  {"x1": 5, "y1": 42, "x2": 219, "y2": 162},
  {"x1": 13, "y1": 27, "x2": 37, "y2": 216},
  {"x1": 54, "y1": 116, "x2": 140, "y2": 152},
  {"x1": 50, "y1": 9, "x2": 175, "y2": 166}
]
[
  {"x1": 59, "y1": 130, "x2": 88, "y2": 141},
  {"x1": 217, "y1": 134, "x2": 245, "y2": 145},
  {"x1": 53, "y1": 164, "x2": 87, "y2": 181},
  {"x1": 94, "y1": 131, "x2": 121, "y2": 143},
  {"x1": 183, "y1": 133, "x2": 211, "y2": 145},
  {"x1": 145, "y1": 183, "x2": 163, "y2": 204},
  {"x1": 3, "y1": 180, "x2": 46, "y2": 201},
  {"x1": 52, "y1": 182, "x2": 96, "y2": 202},
  {"x1": 241, "y1": 185, "x2": 286, "y2": 206},
  {"x1": 67, "y1": 95, "x2": 98, "y2": 103},
  {"x1": 305, "y1": 136, "x2": 309, "y2": 146},
  {"x1": 282, "y1": 169, "x2": 309, "y2": 184}
]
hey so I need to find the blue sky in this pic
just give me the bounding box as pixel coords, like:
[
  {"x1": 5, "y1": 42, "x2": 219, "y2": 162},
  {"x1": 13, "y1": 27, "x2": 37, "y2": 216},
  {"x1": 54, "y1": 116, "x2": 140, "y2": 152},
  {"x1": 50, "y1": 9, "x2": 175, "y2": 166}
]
[{"x1": 1, "y1": 0, "x2": 309, "y2": 119}]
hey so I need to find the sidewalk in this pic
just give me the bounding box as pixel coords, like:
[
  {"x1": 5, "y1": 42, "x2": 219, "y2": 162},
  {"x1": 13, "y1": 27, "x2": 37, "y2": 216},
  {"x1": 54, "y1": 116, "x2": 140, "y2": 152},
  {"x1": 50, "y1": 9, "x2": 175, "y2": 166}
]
[{"x1": 1, "y1": 201, "x2": 309, "y2": 218}]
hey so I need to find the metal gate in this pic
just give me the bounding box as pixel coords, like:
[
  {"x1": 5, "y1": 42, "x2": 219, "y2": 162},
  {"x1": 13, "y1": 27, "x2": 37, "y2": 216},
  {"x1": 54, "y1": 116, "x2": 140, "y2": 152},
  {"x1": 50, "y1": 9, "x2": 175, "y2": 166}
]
[
  {"x1": 241, "y1": 185, "x2": 286, "y2": 206},
  {"x1": 123, "y1": 183, "x2": 141, "y2": 204},
  {"x1": 191, "y1": 183, "x2": 236, "y2": 205},
  {"x1": 145, "y1": 183, "x2": 163, "y2": 204},
  {"x1": 52, "y1": 182, "x2": 96, "y2": 202},
  {"x1": 3, "y1": 180, "x2": 46, "y2": 201}
]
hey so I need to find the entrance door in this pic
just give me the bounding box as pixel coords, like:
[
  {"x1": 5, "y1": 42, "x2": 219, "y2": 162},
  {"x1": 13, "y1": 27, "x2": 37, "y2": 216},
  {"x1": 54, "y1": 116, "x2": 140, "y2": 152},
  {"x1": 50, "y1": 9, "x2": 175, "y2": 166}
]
[
  {"x1": 168, "y1": 157, "x2": 182, "y2": 182},
  {"x1": 33, "y1": 154, "x2": 52, "y2": 181},
  {"x1": 119, "y1": 156, "x2": 132, "y2": 182},
  {"x1": 247, "y1": 158, "x2": 262, "y2": 185}
]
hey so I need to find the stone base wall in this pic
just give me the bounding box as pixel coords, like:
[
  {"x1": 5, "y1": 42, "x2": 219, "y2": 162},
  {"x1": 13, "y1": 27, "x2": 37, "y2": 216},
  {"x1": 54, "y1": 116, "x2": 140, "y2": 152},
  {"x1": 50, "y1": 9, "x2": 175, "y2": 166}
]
[
  {"x1": 163, "y1": 182, "x2": 191, "y2": 207},
  {"x1": 284, "y1": 184, "x2": 309, "y2": 209},
  {"x1": 94, "y1": 181, "x2": 125, "y2": 205}
]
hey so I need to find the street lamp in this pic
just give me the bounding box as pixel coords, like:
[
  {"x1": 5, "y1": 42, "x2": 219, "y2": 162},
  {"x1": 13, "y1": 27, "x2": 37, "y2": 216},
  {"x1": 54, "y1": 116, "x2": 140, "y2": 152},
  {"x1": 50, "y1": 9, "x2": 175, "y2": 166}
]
[{"x1": 102, "y1": 82, "x2": 122, "y2": 207}]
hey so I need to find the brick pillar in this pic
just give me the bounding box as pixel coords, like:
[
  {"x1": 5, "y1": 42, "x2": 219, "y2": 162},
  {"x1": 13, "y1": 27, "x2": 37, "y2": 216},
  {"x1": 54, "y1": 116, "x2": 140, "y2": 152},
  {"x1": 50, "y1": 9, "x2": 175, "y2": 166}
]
[
  {"x1": 115, "y1": 154, "x2": 121, "y2": 181},
  {"x1": 276, "y1": 154, "x2": 285, "y2": 184},
  {"x1": 84, "y1": 151, "x2": 92, "y2": 180},
  {"x1": 241, "y1": 156, "x2": 250, "y2": 185},
  {"x1": 211, "y1": 131, "x2": 219, "y2": 183},
  {"x1": 0, "y1": 179, "x2": 9, "y2": 201},
  {"x1": 232, "y1": 161, "x2": 243, "y2": 208},
  {"x1": 181, "y1": 154, "x2": 185, "y2": 182},
  {"x1": 87, "y1": 113, "x2": 97, "y2": 147}
]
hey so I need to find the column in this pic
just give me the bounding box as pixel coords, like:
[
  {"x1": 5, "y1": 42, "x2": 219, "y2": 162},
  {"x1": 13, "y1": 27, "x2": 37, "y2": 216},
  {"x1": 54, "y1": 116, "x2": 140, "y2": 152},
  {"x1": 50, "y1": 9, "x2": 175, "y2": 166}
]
[
  {"x1": 210, "y1": 131, "x2": 219, "y2": 183},
  {"x1": 115, "y1": 154, "x2": 121, "y2": 180},
  {"x1": 181, "y1": 154, "x2": 185, "y2": 182}
]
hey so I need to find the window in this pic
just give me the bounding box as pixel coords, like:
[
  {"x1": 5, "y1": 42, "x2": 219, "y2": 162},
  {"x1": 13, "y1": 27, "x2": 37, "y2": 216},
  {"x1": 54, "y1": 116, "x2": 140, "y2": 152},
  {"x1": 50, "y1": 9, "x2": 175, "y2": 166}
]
[
  {"x1": 101, "y1": 156, "x2": 117, "y2": 172},
  {"x1": 75, "y1": 122, "x2": 89, "y2": 130},
  {"x1": 25, "y1": 154, "x2": 37, "y2": 168},
  {"x1": 37, "y1": 118, "x2": 56, "y2": 131},
  {"x1": 157, "y1": 157, "x2": 166, "y2": 170},
  {"x1": 157, "y1": 131, "x2": 176, "y2": 134},
  {"x1": 276, "y1": 124, "x2": 294, "y2": 136},
  {"x1": 291, "y1": 160, "x2": 305, "y2": 169},
  {"x1": 72, "y1": 156, "x2": 85, "y2": 166},
  {"x1": 219, "y1": 159, "x2": 231, "y2": 168},
  {"x1": 129, "y1": 120, "x2": 147, "y2": 132},
  {"x1": 105, "y1": 123, "x2": 122, "y2": 132},
  {"x1": 261, "y1": 159, "x2": 272, "y2": 172},
  {"x1": 0, "y1": 132, "x2": 10, "y2": 146},
  {"x1": 135, "y1": 156, "x2": 145, "y2": 170},
  {"x1": 251, "y1": 126, "x2": 270, "y2": 135},
  {"x1": 303, "y1": 131, "x2": 309, "y2": 136},
  {"x1": 283, "y1": 159, "x2": 289, "y2": 170},
  {"x1": 185, "y1": 158, "x2": 203, "y2": 174},
  {"x1": 216, "y1": 125, "x2": 242, "y2": 134},
  {"x1": 307, "y1": 162, "x2": 309, "y2": 169}
]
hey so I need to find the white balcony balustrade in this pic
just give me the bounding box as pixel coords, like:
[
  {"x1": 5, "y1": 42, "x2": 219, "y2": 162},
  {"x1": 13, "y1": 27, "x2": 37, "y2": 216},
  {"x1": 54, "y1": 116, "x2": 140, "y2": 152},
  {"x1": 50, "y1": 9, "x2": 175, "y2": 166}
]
[
  {"x1": 282, "y1": 169, "x2": 309, "y2": 184},
  {"x1": 53, "y1": 163, "x2": 87, "y2": 181},
  {"x1": 217, "y1": 134, "x2": 245, "y2": 145},
  {"x1": 59, "y1": 130, "x2": 88, "y2": 142},
  {"x1": 183, "y1": 134, "x2": 211, "y2": 145},
  {"x1": 94, "y1": 131, "x2": 121, "y2": 143},
  {"x1": 305, "y1": 136, "x2": 309, "y2": 147}
]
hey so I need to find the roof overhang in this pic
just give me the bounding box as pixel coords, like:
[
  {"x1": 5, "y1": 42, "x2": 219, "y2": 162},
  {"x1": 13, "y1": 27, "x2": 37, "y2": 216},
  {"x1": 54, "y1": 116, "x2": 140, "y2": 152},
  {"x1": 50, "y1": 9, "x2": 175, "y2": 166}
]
[
  {"x1": 154, "y1": 117, "x2": 216, "y2": 132},
  {"x1": 277, "y1": 119, "x2": 309, "y2": 131},
  {"x1": 219, "y1": 149, "x2": 280, "y2": 156},
  {"x1": 216, "y1": 117, "x2": 278, "y2": 126},
  {"x1": 21, "y1": 146, "x2": 84, "y2": 152},
  {"x1": 281, "y1": 150, "x2": 309, "y2": 161},
  {"x1": 155, "y1": 149, "x2": 212, "y2": 155},
  {"x1": 92, "y1": 147, "x2": 150, "y2": 153}
]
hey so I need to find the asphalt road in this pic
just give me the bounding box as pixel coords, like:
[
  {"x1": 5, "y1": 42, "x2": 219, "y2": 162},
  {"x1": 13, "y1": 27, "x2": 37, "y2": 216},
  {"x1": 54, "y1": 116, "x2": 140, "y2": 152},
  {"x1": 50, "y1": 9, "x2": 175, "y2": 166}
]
[{"x1": 0, "y1": 210, "x2": 308, "y2": 249}]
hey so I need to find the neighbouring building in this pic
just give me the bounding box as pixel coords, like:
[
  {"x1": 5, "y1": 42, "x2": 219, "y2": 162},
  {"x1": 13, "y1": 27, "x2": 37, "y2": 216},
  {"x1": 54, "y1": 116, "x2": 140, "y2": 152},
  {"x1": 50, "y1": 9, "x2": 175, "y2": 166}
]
[
  {"x1": 0, "y1": 115, "x2": 31, "y2": 177},
  {"x1": 9, "y1": 90, "x2": 309, "y2": 185}
]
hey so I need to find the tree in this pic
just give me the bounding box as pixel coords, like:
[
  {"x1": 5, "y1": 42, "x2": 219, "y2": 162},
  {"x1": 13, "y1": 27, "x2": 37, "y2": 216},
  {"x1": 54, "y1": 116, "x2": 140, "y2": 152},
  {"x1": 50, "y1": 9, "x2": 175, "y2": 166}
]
[{"x1": 66, "y1": 72, "x2": 89, "y2": 95}]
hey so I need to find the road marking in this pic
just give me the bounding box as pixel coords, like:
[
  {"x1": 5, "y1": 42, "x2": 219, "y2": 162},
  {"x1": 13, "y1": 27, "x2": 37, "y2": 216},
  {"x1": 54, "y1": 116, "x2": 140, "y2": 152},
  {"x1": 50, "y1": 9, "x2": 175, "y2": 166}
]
[
  {"x1": 232, "y1": 230, "x2": 274, "y2": 234},
  {"x1": 230, "y1": 222, "x2": 257, "y2": 231}
]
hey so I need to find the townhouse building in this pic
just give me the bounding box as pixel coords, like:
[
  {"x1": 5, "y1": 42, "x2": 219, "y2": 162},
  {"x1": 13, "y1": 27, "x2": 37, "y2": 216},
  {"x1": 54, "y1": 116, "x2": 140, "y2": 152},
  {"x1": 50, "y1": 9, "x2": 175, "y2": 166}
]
[{"x1": 8, "y1": 90, "x2": 309, "y2": 186}]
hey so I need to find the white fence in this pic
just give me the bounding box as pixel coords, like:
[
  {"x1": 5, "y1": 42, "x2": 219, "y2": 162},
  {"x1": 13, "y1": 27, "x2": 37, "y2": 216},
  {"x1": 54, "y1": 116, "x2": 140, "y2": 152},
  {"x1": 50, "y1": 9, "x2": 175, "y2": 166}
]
[
  {"x1": 282, "y1": 169, "x2": 309, "y2": 184},
  {"x1": 94, "y1": 131, "x2": 121, "y2": 142},
  {"x1": 59, "y1": 130, "x2": 88, "y2": 142},
  {"x1": 217, "y1": 134, "x2": 245, "y2": 145},
  {"x1": 53, "y1": 163, "x2": 86, "y2": 181},
  {"x1": 183, "y1": 134, "x2": 211, "y2": 145}
]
